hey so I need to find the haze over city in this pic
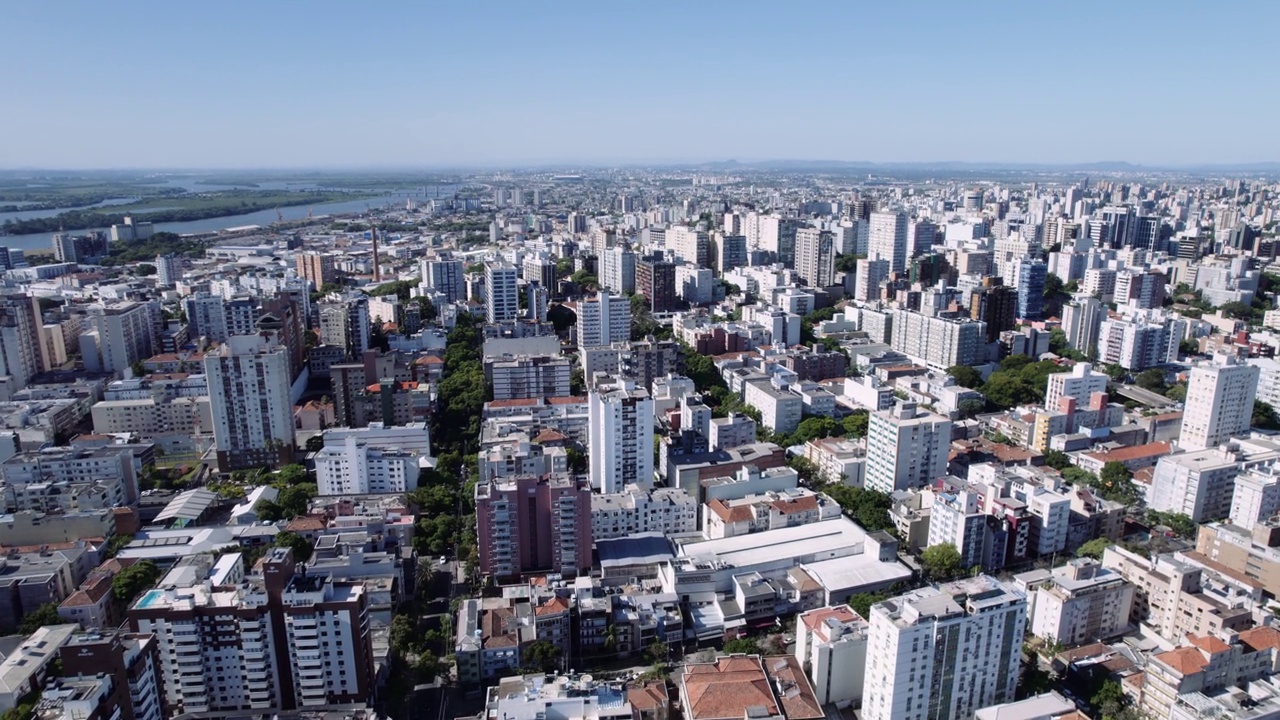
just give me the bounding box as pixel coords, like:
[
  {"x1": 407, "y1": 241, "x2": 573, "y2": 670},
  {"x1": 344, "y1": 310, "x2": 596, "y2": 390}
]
[{"x1": 4, "y1": 1, "x2": 1279, "y2": 169}]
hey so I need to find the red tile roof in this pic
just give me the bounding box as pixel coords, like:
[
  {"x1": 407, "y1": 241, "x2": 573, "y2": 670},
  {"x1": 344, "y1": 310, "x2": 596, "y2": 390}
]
[{"x1": 682, "y1": 656, "x2": 779, "y2": 720}]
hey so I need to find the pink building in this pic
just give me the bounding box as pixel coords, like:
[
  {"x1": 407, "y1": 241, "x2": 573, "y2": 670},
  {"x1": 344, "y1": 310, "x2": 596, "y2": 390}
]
[{"x1": 475, "y1": 474, "x2": 592, "y2": 581}]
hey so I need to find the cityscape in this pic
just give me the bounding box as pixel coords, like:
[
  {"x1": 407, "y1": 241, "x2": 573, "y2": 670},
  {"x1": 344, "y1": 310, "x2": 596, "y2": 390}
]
[{"x1": 4, "y1": 5, "x2": 1280, "y2": 720}]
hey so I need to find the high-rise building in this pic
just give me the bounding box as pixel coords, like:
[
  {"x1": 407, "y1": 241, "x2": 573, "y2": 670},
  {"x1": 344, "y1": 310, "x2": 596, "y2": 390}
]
[
  {"x1": 474, "y1": 474, "x2": 593, "y2": 581},
  {"x1": 58, "y1": 630, "x2": 163, "y2": 720},
  {"x1": 485, "y1": 262, "x2": 520, "y2": 324},
  {"x1": 635, "y1": 254, "x2": 677, "y2": 313},
  {"x1": 154, "y1": 254, "x2": 182, "y2": 286},
  {"x1": 576, "y1": 292, "x2": 632, "y2": 348},
  {"x1": 295, "y1": 252, "x2": 336, "y2": 290},
  {"x1": 907, "y1": 219, "x2": 938, "y2": 259},
  {"x1": 1013, "y1": 258, "x2": 1047, "y2": 319},
  {"x1": 794, "y1": 227, "x2": 836, "y2": 288},
  {"x1": 1180, "y1": 355, "x2": 1260, "y2": 451},
  {"x1": 1148, "y1": 448, "x2": 1243, "y2": 522},
  {"x1": 868, "y1": 211, "x2": 909, "y2": 273},
  {"x1": 588, "y1": 376, "x2": 654, "y2": 493},
  {"x1": 863, "y1": 576, "x2": 1026, "y2": 720},
  {"x1": 1045, "y1": 362, "x2": 1109, "y2": 410},
  {"x1": 665, "y1": 225, "x2": 709, "y2": 268},
  {"x1": 128, "y1": 549, "x2": 374, "y2": 715},
  {"x1": 52, "y1": 232, "x2": 107, "y2": 263},
  {"x1": 854, "y1": 258, "x2": 890, "y2": 303},
  {"x1": 757, "y1": 216, "x2": 801, "y2": 267},
  {"x1": 79, "y1": 302, "x2": 155, "y2": 375},
  {"x1": 0, "y1": 294, "x2": 46, "y2": 392},
  {"x1": 319, "y1": 297, "x2": 371, "y2": 360},
  {"x1": 204, "y1": 333, "x2": 295, "y2": 471},
  {"x1": 421, "y1": 258, "x2": 465, "y2": 303},
  {"x1": 1114, "y1": 270, "x2": 1167, "y2": 309},
  {"x1": 890, "y1": 309, "x2": 986, "y2": 370},
  {"x1": 1097, "y1": 316, "x2": 1182, "y2": 371},
  {"x1": 1062, "y1": 294, "x2": 1104, "y2": 354},
  {"x1": 601, "y1": 244, "x2": 637, "y2": 295},
  {"x1": 1023, "y1": 559, "x2": 1133, "y2": 647},
  {"x1": 1231, "y1": 467, "x2": 1280, "y2": 529},
  {"x1": 794, "y1": 605, "x2": 868, "y2": 708},
  {"x1": 864, "y1": 402, "x2": 951, "y2": 493},
  {"x1": 710, "y1": 232, "x2": 747, "y2": 274},
  {"x1": 487, "y1": 354, "x2": 572, "y2": 401},
  {"x1": 183, "y1": 292, "x2": 229, "y2": 342},
  {"x1": 969, "y1": 279, "x2": 1017, "y2": 344}
]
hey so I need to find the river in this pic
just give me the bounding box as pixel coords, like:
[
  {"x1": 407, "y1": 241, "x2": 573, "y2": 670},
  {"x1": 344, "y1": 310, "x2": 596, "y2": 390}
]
[{"x1": 0, "y1": 185, "x2": 461, "y2": 253}]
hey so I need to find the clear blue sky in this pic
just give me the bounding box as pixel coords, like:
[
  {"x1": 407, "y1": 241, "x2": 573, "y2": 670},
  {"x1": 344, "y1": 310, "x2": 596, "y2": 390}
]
[{"x1": 2, "y1": 1, "x2": 1275, "y2": 169}]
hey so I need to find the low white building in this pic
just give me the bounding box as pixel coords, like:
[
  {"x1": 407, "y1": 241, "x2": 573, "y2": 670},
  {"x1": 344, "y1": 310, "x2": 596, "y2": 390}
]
[
  {"x1": 314, "y1": 435, "x2": 427, "y2": 496},
  {"x1": 804, "y1": 437, "x2": 866, "y2": 486},
  {"x1": 744, "y1": 378, "x2": 803, "y2": 434},
  {"x1": 591, "y1": 485, "x2": 698, "y2": 541},
  {"x1": 795, "y1": 605, "x2": 868, "y2": 708}
]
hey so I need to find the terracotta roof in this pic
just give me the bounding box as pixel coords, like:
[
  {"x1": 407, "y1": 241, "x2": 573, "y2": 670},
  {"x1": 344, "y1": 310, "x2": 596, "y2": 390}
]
[
  {"x1": 707, "y1": 499, "x2": 754, "y2": 523},
  {"x1": 486, "y1": 398, "x2": 540, "y2": 409},
  {"x1": 532, "y1": 428, "x2": 569, "y2": 444},
  {"x1": 762, "y1": 655, "x2": 823, "y2": 720},
  {"x1": 682, "y1": 656, "x2": 779, "y2": 720},
  {"x1": 285, "y1": 516, "x2": 325, "y2": 532},
  {"x1": 1239, "y1": 626, "x2": 1280, "y2": 654},
  {"x1": 771, "y1": 495, "x2": 819, "y2": 514},
  {"x1": 547, "y1": 395, "x2": 587, "y2": 405},
  {"x1": 787, "y1": 567, "x2": 822, "y2": 595},
  {"x1": 1086, "y1": 442, "x2": 1172, "y2": 463},
  {"x1": 535, "y1": 596, "x2": 571, "y2": 617},
  {"x1": 1153, "y1": 646, "x2": 1209, "y2": 676},
  {"x1": 60, "y1": 573, "x2": 114, "y2": 608},
  {"x1": 1188, "y1": 633, "x2": 1231, "y2": 655},
  {"x1": 626, "y1": 681, "x2": 669, "y2": 712},
  {"x1": 481, "y1": 607, "x2": 519, "y2": 648},
  {"x1": 799, "y1": 605, "x2": 858, "y2": 633}
]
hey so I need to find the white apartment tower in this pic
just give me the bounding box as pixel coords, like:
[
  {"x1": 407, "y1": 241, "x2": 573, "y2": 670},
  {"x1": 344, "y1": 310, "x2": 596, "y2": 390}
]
[
  {"x1": 79, "y1": 302, "x2": 155, "y2": 375},
  {"x1": 863, "y1": 576, "x2": 1026, "y2": 720},
  {"x1": 795, "y1": 227, "x2": 836, "y2": 288},
  {"x1": 588, "y1": 375, "x2": 654, "y2": 493},
  {"x1": 484, "y1": 262, "x2": 520, "y2": 323},
  {"x1": 865, "y1": 402, "x2": 952, "y2": 493},
  {"x1": 868, "y1": 211, "x2": 909, "y2": 273},
  {"x1": 1180, "y1": 355, "x2": 1259, "y2": 450},
  {"x1": 1061, "y1": 294, "x2": 1104, "y2": 354},
  {"x1": 1044, "y1": 362, "x2": 1109, "y2": 410},
  {"x1": 665, "y1": 225, "x2": 709, "y2": 268},
  {"x1": 421, "y1": 258, "x2": 465, "y2": 302},
  {"x1": 313, "y1": 435, "x2": 423, "y2": 496},
  {"x1": 576, "y1": 292, "x2": 632, "y2": 348},
  {"x1": 204, "y1": 333, "x2": 296, "y2": 471}
]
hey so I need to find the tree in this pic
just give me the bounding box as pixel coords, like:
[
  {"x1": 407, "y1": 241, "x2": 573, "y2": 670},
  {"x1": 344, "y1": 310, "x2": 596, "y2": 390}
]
[
  {"x1": 274, "y1": 530, "x2": 314, "y2": 563},
  {"x1": 276, "y1": 483, "x2": 317, "y2": 518},
  {"x1": 390, "y1": 615, "x2": 419, "y2": 656},
  {"x1": 1076, "y1": 537, "x2": 1114, "y2": 560},
  {"x1": 792, "y1": 416, "x2": 842, "y2": 445},
  {"x1": 957, "y1": 397, "x2": 987, "y2": 419},
  {"x1": 1179, "y1": 338, "x2": 1201, "y2": 357},
  {"x1": 842, "y1": 410, "x2": 870, "y2": 438},
  {"x1": 1091, "y1": 679, "x2": 1127, "y2": 719},
  {"x1": 1255, "y1": 400, "x2": 1280, "y2": 430},
  {"x1": 1135, "y1": 368, "x2": 1167, "y2": 392},
  {"x1": 414, "y1": 651, "x2": 445, "y2": 682},
  {"x1": 275, "y1": 464, "x2": 309, "y2": 486},
  {"x1": 920, "y1": 543, "x2": 963, "y2": 581},
  {"x1": 848, "y1": 591, "x2": 885, "y2": 620},
  {"x1": 645, "y1": 639, "x2": 670, "y2": 666},
  {"x1": 1095, "y1": 461, "x2": 1140, "y2": 505},
  {"x1": 136, "y1": 263, "x2": 157, "y2": 276},
  {"x1": 305, "y1": 435, "x2": 325, "y2": 452},
  {"x1": 1219, "y1": 301, "x2": 1254, "y2": 321},
  {"x1": 523, "y1": 640, "x2": 561, "y2": 673},
  {"x1": 723, "y1": 637, "x2": 761, "y2": 655},
  {"x1": 1164, "y1": 383, "x2": 1187, "y2": 403},
  {"x1": 18, "y1": 602, "x2": 61, "y2": 634},
  {"x1": 113, "y1": 560, "x2": 161, "y2": 605},
  {"x1": 1043, "y1": 450, "x2": 1072, "y2": 471},
  {"x1": 254, "y1": 498, "x2": 283, "y2": 522},
  {"x1": 1146, "y1": 510, "x2": 1197, "y2": 539}
]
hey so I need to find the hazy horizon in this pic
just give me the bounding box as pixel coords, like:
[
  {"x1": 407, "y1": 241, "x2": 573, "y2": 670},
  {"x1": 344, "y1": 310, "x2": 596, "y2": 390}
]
[{"x1": 5, "y1": 1, "x2": 1277, "y2": 169}]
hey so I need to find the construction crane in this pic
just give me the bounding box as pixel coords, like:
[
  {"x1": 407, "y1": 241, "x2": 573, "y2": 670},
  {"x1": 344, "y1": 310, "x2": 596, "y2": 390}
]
[{"x1": 275, "y1": 208, "x2": 284, "y2": 224}]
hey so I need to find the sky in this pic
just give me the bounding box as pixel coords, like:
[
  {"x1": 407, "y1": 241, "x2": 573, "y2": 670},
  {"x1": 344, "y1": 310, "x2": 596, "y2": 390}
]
[{"x1": 2, "y1": 1, "x2": 1276, "y2": 169}]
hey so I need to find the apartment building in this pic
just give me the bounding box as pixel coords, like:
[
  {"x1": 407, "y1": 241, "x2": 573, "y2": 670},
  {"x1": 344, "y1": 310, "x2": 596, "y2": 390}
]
[
  {"x1": 1019, "y1": 558, "x2": 1133, "y2": 646},
  {"x1": 474, "y1": 474, "x2": 593, "y2": 581},
  {"x1": 127, "y1": 549, "x2": 373, "y2": 716},
  {"x1": 590, "y1": 485, "x2": 698, "y2": 541}
]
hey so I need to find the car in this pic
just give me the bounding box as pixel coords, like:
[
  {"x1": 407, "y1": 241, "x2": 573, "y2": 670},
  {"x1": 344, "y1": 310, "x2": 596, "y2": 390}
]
[{"x1": 438, "y1": 556, "x2": 447, "y2": 565}]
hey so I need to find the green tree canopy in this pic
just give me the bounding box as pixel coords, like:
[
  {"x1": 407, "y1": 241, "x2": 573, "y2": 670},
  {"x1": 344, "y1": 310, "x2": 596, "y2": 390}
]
[
  {"x1": 723, "y1": 637, "x2": 761, "y2": 655},
  {"x1": 522, "y1": 640, "x2": 561, "y2": 673},
  {"x1": 18, "y1": 602, "x2": 62, "y2": 634},
  {"x1": 921, "y1": 543, "x2": 963, "y2": 581},
  {"x1": 946, "y1": 365, "x2": 983, "y2": 389},
  {"x1": 1076, "y1": 538, "x2": 1114, "y2": 560},
  {"x1": 113, "y1": 560, "x2": 161, "y2": 605},
  {"x1": 274, "y1": 530, "x2": 314, "y2": 563},
  {"x1": 842, "y1": 410, "x2": 870, "y2": 438}
]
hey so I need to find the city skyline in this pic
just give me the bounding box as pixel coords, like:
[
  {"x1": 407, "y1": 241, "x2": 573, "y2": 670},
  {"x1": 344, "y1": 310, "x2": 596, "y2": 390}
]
[{"x1": 4, "y1": 1, "x2": 1278, "y2": 169}]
